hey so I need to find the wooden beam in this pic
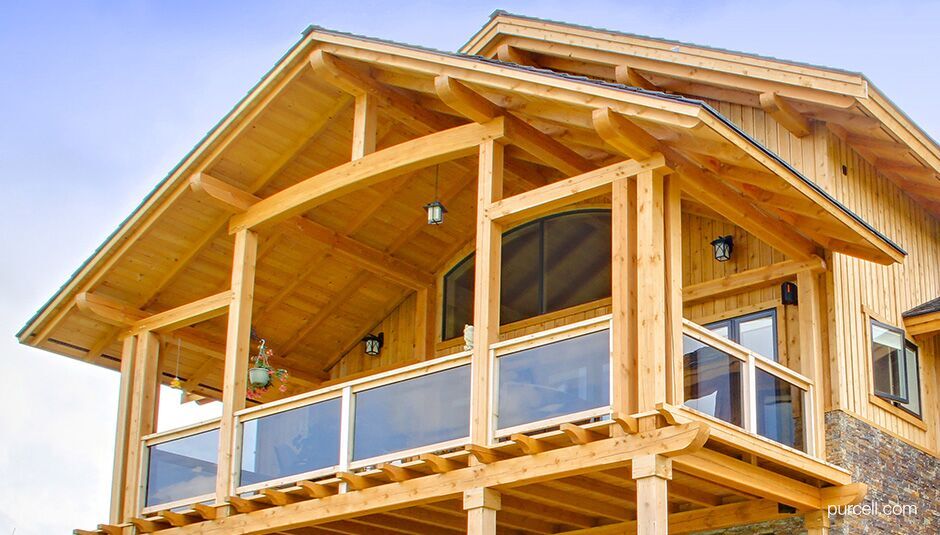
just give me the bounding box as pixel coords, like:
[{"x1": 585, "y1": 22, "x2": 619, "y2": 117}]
[
  {"x1": 560, "y1": 423, "x2": 607, "y2": 445},
  {"x1": 593, "y1": 107, "x2": 818, "y2": 261},
  {"x1": 495, "y1": 44, "x2": 537, "y2": 66},
  {"x1": 214, "y1": 229, "x2": 258, "y2": 506},
  {"x1": 759, "y1": 92, "x2": 811, "y2": 138},
  {"x1": 905, "y1": 310, "x2": 940, "y2": 336},
  {"x1": 664, "y1": 175, "x2": 683, "y2": 405},
  {"x1": 351, "y1": 94, "x2": 377, "y2": 160},
  {"x1": 75, "y1": 292, "x2": 148, "y2": 326},
  {"x1": 510, "y1": 433, "x2": 554, "y2": 454},
  {"x1": 683, "y1": 256, "x2": 826, "y2": 304},
  {"x1": 673, "y1": 448, "x2": 821, "y2": 510},
  {"x1": 126, "y1": 291, "x2": 231, "y2": 335},
  {"x1": 464, "y1": 488, "x2": 500, "y2": 535},
  {"x1": 486, "y1": 154, "x2": 668, "y2": 224},
  {"x1": 229, "y1": 118, "x2": 506, "y2": 233},
  {"x1": 191, "y1": 173, "x2": 433, "y2": 290},
  {"x1": 122, "y1": 331, "x2": 160, "y2": 521},
  {"x1": 310, "y1": 50, "x2": 452, "y2": 136},
  {"x1": 615, "y1": 65, "x2": 658, "y2": 91},
  {"x1": 611, "y1": 174, "x2": 637, "y2": 422},
  {"x1": 470, "y1": 139, "x2": 503, "y2": 446},
  {"x1": 434, "y1": 75, "x2": 595, "y2": 176},
  {"x1": 562, "y1": 499, "x2": 791, "y2": 534},
  {"x1": 797, "y1": 270, "x2": 827, "y2": 457},
  {"x1": 636, "y1": 167, "x2": 668, "y2": 413},
  {"x1": 109, "y1": 336, "x2": 136, "y2": 523}
]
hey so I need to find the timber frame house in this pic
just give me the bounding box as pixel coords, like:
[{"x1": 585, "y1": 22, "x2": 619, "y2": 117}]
[{"x1": 19, "y1": 11, "x2": 940, "y2": 535}]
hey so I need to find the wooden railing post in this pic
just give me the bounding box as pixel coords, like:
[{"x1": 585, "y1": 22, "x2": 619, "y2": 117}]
[
  {"x1": 109, "y1": 335, "x2": 137, "y2": 523},
  {"x1": 470, "y1": 139, "x2": 504, "y2": 447},
  {"x1": 635, "y1": 168, "x2": 668, "y2": 418},
  {"x1": 633, "y1": 454, "x2": 672, "y2": 535},
  {"x1": 122, "y1": 330, "x2": 160, "y2": 521},
  {"x1": 464, "y1": 488, "x2": 501, "y2": 534},
  {"x1": 797, "y1": 269, "x2": 826, "y2": 457},
  {"x1": 215, "y1": 229, "x2": 258, "y2": 510},
  {"x1": 611, "y1": 177, "x2": 636, "y2": 422}
]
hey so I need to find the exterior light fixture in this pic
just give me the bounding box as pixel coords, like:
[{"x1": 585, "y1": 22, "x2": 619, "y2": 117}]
[
  {"x1": 362, "y1": 333, "x2": 384, "y2": 356},
  {"x1": 710, "y1": 235, "x2": 734, "y2": 262},
  {"x1": 424, "y1": 165, "x2": 447, "y2": 225},
  {"x1": 781, "y1": 281, "x2": 799, "y2": 305}
]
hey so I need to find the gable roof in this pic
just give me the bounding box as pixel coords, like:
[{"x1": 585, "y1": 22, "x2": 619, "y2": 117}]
[
  {"x1": 462, "y1": 11, "x2": 940, "y2": 219},
  {"x1": 17, "y1": 21, "x2": 906, "y2": 380}
]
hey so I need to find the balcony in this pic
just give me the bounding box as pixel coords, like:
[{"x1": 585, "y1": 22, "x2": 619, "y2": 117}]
[{"x1": 136, "y1": 315, "x2": 829, "y2": 521}]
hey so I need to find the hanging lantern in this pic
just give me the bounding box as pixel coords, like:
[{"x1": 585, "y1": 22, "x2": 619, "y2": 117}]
[
  {"x1": 710, "y1": 235, "x2": 734, "y2": 262},
  {"x1": 425, "y1": 165, "x2": 447, "y2": 225},
  {"x1": 362, "y1": 333, "x2": 384, "y2": 356}
]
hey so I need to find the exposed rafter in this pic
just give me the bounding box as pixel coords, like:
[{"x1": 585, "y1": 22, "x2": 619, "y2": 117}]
[{"x1": 759, "y1": 92, "x2": 811, "y2": 138}]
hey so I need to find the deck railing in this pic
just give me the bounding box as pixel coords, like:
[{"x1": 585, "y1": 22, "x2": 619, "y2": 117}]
[
  {"x1": 681, "y1": 319, "x2": 815, "y2": 456},
  {"x1": 140, "y1": 419, "x2": 220, "y2": 514},
  {"x1": 137, "y1": 314, "x2": 817, "y2": 513}
]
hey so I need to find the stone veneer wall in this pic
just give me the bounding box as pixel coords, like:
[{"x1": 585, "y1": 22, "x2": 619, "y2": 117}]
[{"x1": 694, "y1": 410, "x2": 939, "y2": 534}]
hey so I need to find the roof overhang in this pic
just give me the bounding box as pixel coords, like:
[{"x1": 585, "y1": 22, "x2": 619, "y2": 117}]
[
  {"x1": 461, "y1": 11, "x2": 940, "y2": 219},
  {"x1": 18, "y1": 25, "x2": 906, "y2": 357},
  {"x1": 903, "y1": 297, "x2": 940, "y2": 337}
]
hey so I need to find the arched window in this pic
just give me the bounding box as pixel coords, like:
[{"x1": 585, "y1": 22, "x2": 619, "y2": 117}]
[{"x1": 442, "y1": 210, "x2": 611, "y2": 340}]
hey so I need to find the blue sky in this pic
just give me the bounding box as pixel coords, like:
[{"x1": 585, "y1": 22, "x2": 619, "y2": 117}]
[{"x1": 1, "y1": 1, "x2": 938, "y2": 532}]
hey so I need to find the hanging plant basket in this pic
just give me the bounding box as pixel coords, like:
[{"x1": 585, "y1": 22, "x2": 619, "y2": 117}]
[
  {"x1": 248, "y1": 367, "x2": 272, "y2": 387},
  {"x1": 246, "y1": 338, "x2": 289, "y2": 401}
]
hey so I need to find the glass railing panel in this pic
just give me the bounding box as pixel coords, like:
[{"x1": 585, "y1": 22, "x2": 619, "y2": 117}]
[
  {"x1": 239, "y1": 397, "x2": 342, "y2": 487},
  {"x1": 682, "y1": 334, "x2": 744, "y2": 427},
  {"x1": 496, "y1": 329, "x2": 610, "y2": 431},
  {"x1": 352, "y1": 364, "x2": 471, "y2": 461},
  {"x1": 145, "y1": 428, "x2": 219, "y2": 508},
  {"x1": 755, "y1": 368, "x2": 806, "y2": 452}
]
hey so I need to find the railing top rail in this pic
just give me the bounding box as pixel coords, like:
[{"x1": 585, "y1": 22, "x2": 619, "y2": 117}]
[
  {"x1": 491, "y1": 314, "x2": 612, "y2": 354},
  {"x1": 682, "y1": 318, "x2": 812, "y2": 389},
  {"x1": 236, "y1": 350, "x2": 472, "y2": 421},
  {"x1": 142, "y1": 417, "x2": 221, "y2": 446}
]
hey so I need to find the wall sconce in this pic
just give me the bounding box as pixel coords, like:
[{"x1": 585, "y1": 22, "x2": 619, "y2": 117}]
[
  {"x1": 781, "y1": 281, "x2": 799, "y2": 305},
  {"x1": 362, "y1": 333, "x2": 384, "y2": 356},
  {"x1": 424, "y1": 165, "x2": 447, "y2": 225},
  {"x1": 710, "y1": 235, "x2": 734, "y2": 262}
]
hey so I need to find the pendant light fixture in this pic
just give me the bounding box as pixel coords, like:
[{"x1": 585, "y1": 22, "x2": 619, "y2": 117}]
[{"x1": 424, "y1": 165, "x2": 447, "y2": 225}]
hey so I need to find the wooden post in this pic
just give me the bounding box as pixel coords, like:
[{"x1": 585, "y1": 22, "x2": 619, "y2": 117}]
[
  {"x1": 351, "y1": 93, "x2": 377, "y2": 160},
  {"x1": 797, "y1": 270, "x2": 827, "y2": 457},
  {"x1": 611, "y1": 177, "x2": 636, "y2": 422},
  {"x1": 215, "y1": 229, "x2": 258, "y2": 507},
  {"x1": 804, "y1": 510, "x2": 830, "y2": 534},
  {"x1": 664, "y1": 175, "x2": 683, "y2": 406},
  {"x1": 636, "y1": 169, "x2": 667, "y2": 414},
  {"x1": 464, "y1": 488, "x2": 500, "y2": 534},
  {"x1": 109, "y1": 335, "x2": 137, "y2": 523},
  {"x1": 470, "y1": 140, "x2": 504, "y2": 447},
  {"x1": 122, "y1": 331, "x2": 160, "y2": 521},
  {"x1": 633, "y1": 454, "x2": 672, "y2": 535}
]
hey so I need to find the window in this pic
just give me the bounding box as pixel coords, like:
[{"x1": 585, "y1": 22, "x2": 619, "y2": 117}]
[
  {"x1": 705, "y1": 309, "x2": 778, "y2": 361},
  {"x1": 870, "y1": 319, "x2": 922, "y2": 417},
  {"x1": 441, "y1": 210, "x2": 611, "y2": 340}
]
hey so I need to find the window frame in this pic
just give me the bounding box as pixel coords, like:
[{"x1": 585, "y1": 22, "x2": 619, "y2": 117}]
[
  {"x1": 895, "y1": 340, "x2": 922, "y2": 418},
  {"x1": 863, "y1": 311, "x2": 925, "y2": 423},
  {"x1": 705, "y1": 308, "x2": 779, "y2": 362},
  {"x1": 868, "y1": 318, "x2": 909, "y2": 404},
  {"x1": 439, "y1": 209, "x2": 611, "y2": 341}
]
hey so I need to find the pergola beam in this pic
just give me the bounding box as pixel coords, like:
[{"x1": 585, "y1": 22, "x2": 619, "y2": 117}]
[
  {"x1": 434, "y1": 75, "x2": 595, "y2": 176},
  {"x1": 229, "y1": 118, "x2": 507, "y2": 232}
]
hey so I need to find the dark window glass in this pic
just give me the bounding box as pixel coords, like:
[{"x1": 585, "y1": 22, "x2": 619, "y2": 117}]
[
  {"x1": 755, "y1": 368, "x2": 805, "y2": 451},
  {"x1": 682, "y1": 335, "x2": 743, "y2": 427},
  {"x1": 501, "y1": 220, "x2": 541, "y2": 324},
  {"x1": 870, "y1": 320, "x2": 908, "y2": 403},
  {"x1": 706, "y1": 309, "x2": 778, "y2": 361},
  {"x1": 543, "y1": 212, "x2": 611, "y2": 313},
  {"x1": 239, "y1": 398, "x2": 341, "y2": 487},
  {"x1": 897, "y1": 342, "x2": 922, "y2": 417},
  {"x1": 442, "y1": 210, "x2": 611, "y2": 340},
  {"x1": 442, "y1": 256, "x2": 474, "y2": 340}
]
